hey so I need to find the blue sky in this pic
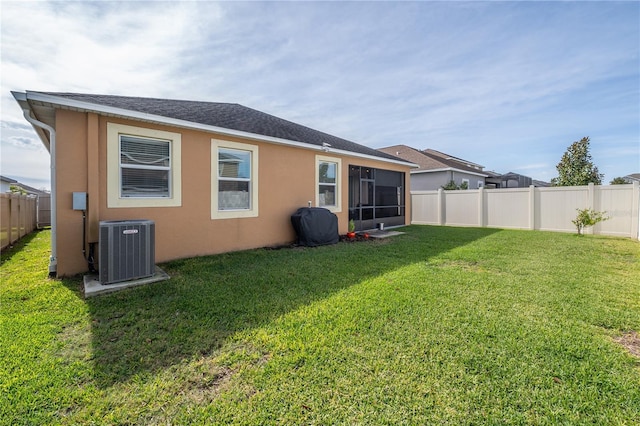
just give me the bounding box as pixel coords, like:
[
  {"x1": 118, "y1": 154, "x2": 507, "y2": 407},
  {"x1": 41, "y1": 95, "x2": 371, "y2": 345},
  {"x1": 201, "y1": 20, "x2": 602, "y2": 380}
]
[{"x1": 2, "y1": 1, "x2": 638, "y2": 190}]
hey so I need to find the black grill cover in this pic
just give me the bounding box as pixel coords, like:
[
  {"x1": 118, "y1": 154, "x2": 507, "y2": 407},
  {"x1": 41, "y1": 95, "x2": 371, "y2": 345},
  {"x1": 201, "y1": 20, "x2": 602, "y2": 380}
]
[{"x1": 291, "y1": 207, "x2": 339, "y2": 247}]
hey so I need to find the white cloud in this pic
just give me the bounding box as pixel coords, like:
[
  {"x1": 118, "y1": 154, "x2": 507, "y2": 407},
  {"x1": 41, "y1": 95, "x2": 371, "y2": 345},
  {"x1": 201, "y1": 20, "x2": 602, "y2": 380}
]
[{"x1": 1, "y1": 1, "x2": 638, "y2": 188}]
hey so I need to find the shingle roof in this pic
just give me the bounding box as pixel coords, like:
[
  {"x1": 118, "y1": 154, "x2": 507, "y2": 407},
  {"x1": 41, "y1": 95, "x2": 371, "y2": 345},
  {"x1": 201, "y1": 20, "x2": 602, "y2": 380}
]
[
  {"x1": 423, "y1": 149, "x2": 484, "y2": 169},
  {"x1": 0, "y1": 175, "x2": 18, "y2": 184},
  {"x1": 625, "y1": 173, "x2": 640, "y2": 181},
  {"x1": 378, "y1": 145, "x2": 447, "y2": 170},
  {"x1": 34, "y1": 92, "x2": 405, "y2": 163},
  {"x1": 378, "y1": 144, "x2": 487, "y2": 175}
]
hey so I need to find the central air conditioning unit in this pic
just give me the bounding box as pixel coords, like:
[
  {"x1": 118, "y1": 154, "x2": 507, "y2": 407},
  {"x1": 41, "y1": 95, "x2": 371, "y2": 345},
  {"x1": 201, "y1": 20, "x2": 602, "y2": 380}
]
[{"x1": 99, "y1": 220, "x2": 155, "y2": 284}]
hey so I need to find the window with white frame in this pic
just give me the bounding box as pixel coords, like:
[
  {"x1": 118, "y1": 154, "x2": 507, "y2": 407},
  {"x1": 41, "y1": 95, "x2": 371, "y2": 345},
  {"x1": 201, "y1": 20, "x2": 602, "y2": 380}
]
[
  {"x1": 120, "y1": 135, "x2": 171, "y2": 198},
  {"x1": 478, "y1": 180, "x2": 484, "y2": 188},
  {"x1": 211, "y1": 140, "x2": 259, "y2": 219},
  {"x1": 218, "y1": 148, "x2": 251, "y2": 210},
  {"x1": 461, "y1": 178, "x2": 470, "y2": 189},
  {"x1": 316, "y1": 155, "x2": 341, "y2": 212},
  {"x1": 107, "y1": 123, "x2": 182, "y2": 208}
]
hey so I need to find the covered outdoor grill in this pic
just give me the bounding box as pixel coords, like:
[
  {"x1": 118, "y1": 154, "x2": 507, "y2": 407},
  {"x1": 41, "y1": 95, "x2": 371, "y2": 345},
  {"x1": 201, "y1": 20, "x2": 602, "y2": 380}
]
[{"x1": 291, "y1": 207, "x2": 339, "y2": 247}]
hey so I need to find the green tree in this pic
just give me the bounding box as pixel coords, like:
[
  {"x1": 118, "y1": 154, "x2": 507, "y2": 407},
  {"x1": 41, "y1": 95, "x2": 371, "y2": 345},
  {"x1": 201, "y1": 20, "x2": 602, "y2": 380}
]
[
  {"x1": 551, "y1": 137, "x2": 603, "y2": 186},
  {"x1": 610, "y1": 177, "x2": 628, "y2": 185},
  {"x1": 9, "y1": 184, "x2": 27, "y2": 195}
]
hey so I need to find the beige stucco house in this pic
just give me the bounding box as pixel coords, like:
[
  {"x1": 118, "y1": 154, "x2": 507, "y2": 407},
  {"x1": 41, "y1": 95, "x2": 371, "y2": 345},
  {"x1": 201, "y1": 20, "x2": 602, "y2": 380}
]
[{"x1": 13, "y1": 91, "x2": 413, "y2": 278}]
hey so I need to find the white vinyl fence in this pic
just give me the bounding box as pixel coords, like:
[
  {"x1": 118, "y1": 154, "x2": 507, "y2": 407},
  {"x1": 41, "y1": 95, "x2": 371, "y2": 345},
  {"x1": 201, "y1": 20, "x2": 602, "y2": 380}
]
[{"x1": 411, "y1": 182, "x2": 640, "y2": 239}]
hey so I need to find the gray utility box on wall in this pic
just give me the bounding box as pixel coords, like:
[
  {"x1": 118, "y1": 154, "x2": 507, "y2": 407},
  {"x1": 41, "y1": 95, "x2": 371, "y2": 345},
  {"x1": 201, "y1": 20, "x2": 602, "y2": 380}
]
[{"x1": 99, "y1": 220, "x2": 155, "y2": 284}]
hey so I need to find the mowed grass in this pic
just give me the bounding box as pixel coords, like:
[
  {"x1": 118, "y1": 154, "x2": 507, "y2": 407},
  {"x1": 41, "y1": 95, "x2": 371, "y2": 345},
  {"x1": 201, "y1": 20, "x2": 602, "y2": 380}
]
[{"x1": 1, "y1": 226, "x2": 639, "y2": 425}]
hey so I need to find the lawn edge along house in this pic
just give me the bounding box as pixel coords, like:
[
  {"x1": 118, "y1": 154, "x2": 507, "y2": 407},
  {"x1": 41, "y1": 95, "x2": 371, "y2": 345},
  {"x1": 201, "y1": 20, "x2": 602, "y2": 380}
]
[{"x1": 13, "y1": 91, "x2": 415, "y2": 278}]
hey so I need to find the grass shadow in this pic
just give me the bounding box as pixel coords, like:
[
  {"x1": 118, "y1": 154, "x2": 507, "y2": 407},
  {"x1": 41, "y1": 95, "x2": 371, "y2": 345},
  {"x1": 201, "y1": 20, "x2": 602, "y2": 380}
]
[
  {"x1": 83, "y1": 225, "x2": 499, "y2": 387},
  {"x1": 0, "y1": 230, "x2": 47, "y2": 267}
]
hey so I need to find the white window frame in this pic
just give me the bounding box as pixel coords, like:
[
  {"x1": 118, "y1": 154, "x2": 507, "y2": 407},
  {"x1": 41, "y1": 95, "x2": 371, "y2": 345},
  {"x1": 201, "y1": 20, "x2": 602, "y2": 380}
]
[
  {"x1": 211, "y1": 139, "x2": 259, "y2": 219},
  {"x1": 315, "y1": 155, "x2": 341, "y2": 212},
  {"x1": 461, "y1": 178, "x2": 470, "y2": 190},
  {"x1": 107, "y1": 123, "x2": 182, "y2": 208},
  {"x1": 478, "y1": 180, "x2": 484, "y2": 189}
]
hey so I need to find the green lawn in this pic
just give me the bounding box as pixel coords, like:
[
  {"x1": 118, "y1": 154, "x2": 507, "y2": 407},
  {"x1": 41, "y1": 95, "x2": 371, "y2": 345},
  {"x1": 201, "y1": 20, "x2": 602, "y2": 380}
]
[{"x1": 1, "y1": 226, "x2": 639, "y2": 425}]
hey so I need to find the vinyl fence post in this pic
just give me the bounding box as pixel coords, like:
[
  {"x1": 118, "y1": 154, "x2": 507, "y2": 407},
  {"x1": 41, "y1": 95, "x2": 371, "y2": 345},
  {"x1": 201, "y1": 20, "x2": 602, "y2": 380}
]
[
  {"x1": 587, "y1": 183, "x2": 596, "y2": 235},
  {"x1": 478, "y1": 186, "x2": 485, "y2": 227},
  {"x1": 632, "y1": 181, "x2": 639, "y2": 240},
  {"x1": 529, "y1": 185, "x2": 536, "y2": 230},
  {"x1": 438, "y1": 188, "x2": 445, "y2": 226}
]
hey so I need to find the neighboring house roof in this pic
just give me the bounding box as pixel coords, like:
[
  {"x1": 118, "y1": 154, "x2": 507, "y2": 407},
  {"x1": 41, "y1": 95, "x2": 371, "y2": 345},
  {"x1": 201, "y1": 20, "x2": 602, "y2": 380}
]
[
  {"x1": 624, "y1": 173, "x2": 640, "y2": 182},
  {"x1": 378, "y1": 144, "x2": 488, "y2": 177},
  {"x1": 533, "y1": 179, "x2": 551, "y2": 187},
  {"x1": 13, "y1": 91, "x2": 413, "y2": 167},
  {"x1": 0, "y1": 175, "x2": 18, "y2": 185},
  {"x1": 484, "y1": 170, "x2": 502, "y2": 179},
  {"x1": 422, "y1": 149, "x2": 485, "y2": 170},
  {"x1": 0, "y1": 175, "x2": 48, "y2": 195},
  {"x1": 15, "y1": 182, "x2": 49, "y2": 196}
]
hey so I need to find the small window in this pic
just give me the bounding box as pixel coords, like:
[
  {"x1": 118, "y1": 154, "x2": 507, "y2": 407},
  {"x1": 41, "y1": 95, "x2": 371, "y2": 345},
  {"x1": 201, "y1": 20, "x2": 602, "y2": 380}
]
[
  {"x1": 218, "y1": 148, "x2": 251, "y2": 210},
  {"x1": 107, "y1": 123, "x2": 181, "y2": 208},
  {"x1": 120, "y1": 135, "x2": 171, "y2": 198},
  {"x1": 316, "y1": 155, "x2": 341, "y2": 212},
  {"x1": 461, "y1": 179, "x2": 470, "y2": 190},
  {"x1": 478, "y1": 180, "x2": 484, "y2": 189},
  {"x1": 318, "y1": 161, "x2": 337, "y2": 207},
  {"x1": 211, "y1": 140, "x2": 259, "y2": 219}
]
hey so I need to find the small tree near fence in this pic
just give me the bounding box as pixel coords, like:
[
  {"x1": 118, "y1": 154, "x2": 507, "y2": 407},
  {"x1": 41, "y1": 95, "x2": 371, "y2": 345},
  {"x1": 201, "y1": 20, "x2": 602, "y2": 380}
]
[{"x1": 572, "y1": 208, "x2": 608, "y2": 235}]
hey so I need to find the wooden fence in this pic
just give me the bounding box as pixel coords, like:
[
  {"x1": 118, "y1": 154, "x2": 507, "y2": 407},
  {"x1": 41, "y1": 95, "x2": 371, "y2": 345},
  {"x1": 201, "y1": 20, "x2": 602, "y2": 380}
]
[
  {"x1": 411, "y1": 182, "x2": 640, "y2": 239},
  {"x1": 37, "y1": 194, "x2": 51, "y2": 228},
  {"x1": 1, "y1": 193, "x2": 38, "y2": 251}
]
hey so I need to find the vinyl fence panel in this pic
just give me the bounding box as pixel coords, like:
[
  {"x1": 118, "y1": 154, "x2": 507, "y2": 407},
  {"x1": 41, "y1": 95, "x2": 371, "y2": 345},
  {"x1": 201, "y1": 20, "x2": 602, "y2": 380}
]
[
  {"x1": 411, "y1": 182, "x2": 640, "y2": 239},
  {"x1": 485, "y1": 188, "x2": 530, "y2": 230},
  {"x1": 411, "y1": 190, "x2": 440, "y2": 225}
]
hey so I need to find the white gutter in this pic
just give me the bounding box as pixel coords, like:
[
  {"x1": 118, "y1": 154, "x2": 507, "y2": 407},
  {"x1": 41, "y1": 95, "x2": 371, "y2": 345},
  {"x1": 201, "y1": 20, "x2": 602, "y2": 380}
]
[
  {"x1": 24, "y1": 91, "x2": 416, "y2": 168},
  {"x1": 21, "y1": 108, "x2": 57, "y2": 276}
]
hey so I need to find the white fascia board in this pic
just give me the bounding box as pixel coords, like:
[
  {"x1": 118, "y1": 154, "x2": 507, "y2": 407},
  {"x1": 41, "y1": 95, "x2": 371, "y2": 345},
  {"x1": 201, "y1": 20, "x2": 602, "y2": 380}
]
[
  {"x1": 11, "y1": 91, "x2": 27, "y2": 102},
  {"x1": 411, "y1": 167, "x2": 488, "y2": 178},
  {"x1": 23, "y1": 91, "x2": 415, "y2": 168},
  {"x1": 12, "y1": 91, "x2": 52, "y2": 152}
]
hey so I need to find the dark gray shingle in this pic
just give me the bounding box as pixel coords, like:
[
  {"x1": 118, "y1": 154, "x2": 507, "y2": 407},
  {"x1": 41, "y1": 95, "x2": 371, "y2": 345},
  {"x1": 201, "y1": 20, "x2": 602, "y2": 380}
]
[{"x1": 39, "y1": 92, "x2": 403, "y2": 162}]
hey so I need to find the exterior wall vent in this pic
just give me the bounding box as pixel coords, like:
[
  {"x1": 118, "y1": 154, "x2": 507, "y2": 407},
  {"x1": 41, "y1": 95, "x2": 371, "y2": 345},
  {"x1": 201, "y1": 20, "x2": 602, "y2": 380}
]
[{"x1": 99, "y1": 220, "x2": 155, "y2": 284}]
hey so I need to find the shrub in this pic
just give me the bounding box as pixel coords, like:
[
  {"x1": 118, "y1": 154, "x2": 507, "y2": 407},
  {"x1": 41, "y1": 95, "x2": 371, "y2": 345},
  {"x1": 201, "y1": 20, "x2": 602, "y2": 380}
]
[{"x1": 572, "y1": 208, "x2": 608, "y2": 235}]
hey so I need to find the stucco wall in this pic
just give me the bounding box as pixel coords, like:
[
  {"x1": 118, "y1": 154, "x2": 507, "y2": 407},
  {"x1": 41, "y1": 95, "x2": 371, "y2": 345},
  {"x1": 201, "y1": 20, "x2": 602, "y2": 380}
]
[
  {"x1": 411, "y1": 170, "x2": 485, "y2": 191},
  {"x1": 53, "y1": 111, "x2": 410, "y2": 276}
]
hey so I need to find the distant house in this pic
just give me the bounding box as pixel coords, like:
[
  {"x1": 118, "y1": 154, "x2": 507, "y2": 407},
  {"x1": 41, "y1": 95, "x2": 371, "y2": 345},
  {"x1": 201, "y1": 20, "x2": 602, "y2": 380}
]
[
  {"x1": 496, "y1": 171, "x2": 532, "y2": 188},
  {"x1": 623, "y1": 173, "x2": 640, "y2": 183},
  {"x1": 0, "y1": 175, "x2": 18, "y2": 193},
  {"x1": 486, "y1": 171, "x2": 549, "y2": 188},
  {"x1": 1, "y1": 175, "x2": 49, "y2": 196},
  {"x1": 532, "y1": 179, "x2": 551, "y2": 188},
  {"x1": 13, "y1": 91, "x2": 413, "y2": 277},
  {"x1": 378, "y1": 145, "x2": 488, "y2": 190}
]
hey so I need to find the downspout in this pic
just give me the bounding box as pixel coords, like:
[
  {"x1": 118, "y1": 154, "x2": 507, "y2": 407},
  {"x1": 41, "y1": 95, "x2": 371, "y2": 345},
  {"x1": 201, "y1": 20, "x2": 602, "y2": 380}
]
[{"x1": 22, "y1": 109, "x2": 57, "y2": 276}]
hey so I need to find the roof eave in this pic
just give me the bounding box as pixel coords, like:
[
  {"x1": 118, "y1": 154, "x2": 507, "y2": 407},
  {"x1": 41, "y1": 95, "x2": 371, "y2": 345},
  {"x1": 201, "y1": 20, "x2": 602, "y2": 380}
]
[
  {"x1": 11, "y1": 91, "x2": 52, "y2": 152},
  {"x1": 20, "y1": 91, "x2": 415, "y2": 168}
]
